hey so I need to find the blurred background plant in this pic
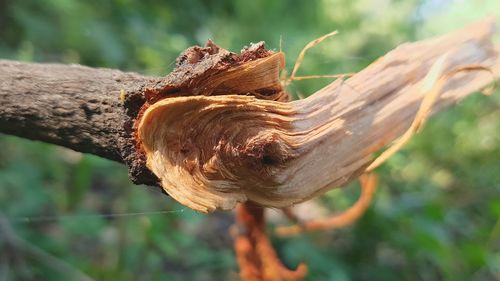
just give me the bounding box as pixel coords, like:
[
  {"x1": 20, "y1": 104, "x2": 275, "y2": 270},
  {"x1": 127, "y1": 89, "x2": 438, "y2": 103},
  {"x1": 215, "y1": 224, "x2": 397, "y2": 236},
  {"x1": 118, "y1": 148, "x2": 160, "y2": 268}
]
[{"x1": 0, "y1": 0, "x2": 499, "y2": 280}]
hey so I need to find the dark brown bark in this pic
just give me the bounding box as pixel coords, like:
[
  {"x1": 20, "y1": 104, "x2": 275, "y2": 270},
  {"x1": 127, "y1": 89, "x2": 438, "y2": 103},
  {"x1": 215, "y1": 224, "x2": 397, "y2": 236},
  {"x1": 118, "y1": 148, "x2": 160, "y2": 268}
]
[
  {"x1": 0, "y1": 59, "x2": 162, "y2": 185},
  {"x1": 0, "y1": 59, "x2": 147, "y2": 160}
]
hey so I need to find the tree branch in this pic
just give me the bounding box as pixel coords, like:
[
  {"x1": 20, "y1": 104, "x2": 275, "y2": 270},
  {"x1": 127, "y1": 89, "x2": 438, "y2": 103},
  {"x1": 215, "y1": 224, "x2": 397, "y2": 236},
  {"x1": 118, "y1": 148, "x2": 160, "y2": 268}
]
[{"x1": 1, "y1": 19, "x2": 498, "y2": 212}]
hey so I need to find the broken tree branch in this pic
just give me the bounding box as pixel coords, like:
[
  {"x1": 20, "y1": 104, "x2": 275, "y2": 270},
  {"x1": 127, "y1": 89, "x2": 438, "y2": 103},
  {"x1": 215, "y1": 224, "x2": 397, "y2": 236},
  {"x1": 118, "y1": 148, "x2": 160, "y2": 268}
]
[{"x1": 1, "y1": 19, "x2": 499, "y2": 212}]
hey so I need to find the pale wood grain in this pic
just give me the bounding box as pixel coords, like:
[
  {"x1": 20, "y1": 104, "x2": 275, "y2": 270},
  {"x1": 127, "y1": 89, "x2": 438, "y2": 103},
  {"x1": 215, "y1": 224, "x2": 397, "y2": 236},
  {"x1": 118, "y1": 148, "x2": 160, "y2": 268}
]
[{"x1": 138, "y1": 18, "x2": 499, "y2": 213}]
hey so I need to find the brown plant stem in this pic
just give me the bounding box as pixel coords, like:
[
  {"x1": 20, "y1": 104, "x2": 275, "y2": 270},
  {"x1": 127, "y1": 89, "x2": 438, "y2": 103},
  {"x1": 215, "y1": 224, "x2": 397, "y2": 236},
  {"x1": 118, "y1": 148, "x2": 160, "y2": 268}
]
[{"x1": 234, "y1": 203, "x2": 307, "y2": 281}]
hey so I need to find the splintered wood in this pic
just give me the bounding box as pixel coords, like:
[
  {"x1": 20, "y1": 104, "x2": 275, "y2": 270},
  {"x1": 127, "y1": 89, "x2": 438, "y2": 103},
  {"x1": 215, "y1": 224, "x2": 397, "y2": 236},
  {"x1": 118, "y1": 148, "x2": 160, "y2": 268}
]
[{"x1": 137, "y1": 18, "x2": 499, "y2": 213}]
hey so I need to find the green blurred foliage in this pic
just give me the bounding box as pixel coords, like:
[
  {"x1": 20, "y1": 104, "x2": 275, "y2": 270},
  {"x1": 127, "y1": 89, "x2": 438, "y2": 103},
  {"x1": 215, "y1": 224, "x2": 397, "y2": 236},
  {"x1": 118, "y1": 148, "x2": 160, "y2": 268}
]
[{"x1": 0, "y1": 0, "x2": 499, "y2": 280}]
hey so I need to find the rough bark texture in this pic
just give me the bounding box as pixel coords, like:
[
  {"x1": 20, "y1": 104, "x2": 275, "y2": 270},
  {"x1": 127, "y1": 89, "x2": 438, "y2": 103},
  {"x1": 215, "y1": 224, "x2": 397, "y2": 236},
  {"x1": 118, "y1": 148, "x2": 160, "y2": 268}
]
[
  {"x1": 0, "y1": 60, "x2": 148, "y2": 161},
  {"x1": 0, "y1": 60, "x2": 162, "y2": 185}
]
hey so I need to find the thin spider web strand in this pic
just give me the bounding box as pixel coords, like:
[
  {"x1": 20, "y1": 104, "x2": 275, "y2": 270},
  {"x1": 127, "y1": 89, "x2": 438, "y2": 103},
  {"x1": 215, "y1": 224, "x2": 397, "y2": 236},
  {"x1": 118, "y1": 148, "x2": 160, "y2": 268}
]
[{"x1": 8, "y1": 208, "x2": 186, "y2": 223}]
